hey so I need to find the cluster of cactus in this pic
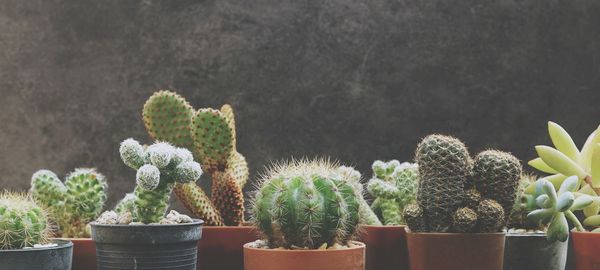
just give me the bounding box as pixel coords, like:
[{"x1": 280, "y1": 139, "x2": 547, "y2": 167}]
[
  {"x1": 116, "y1": 138, "x2": 203, "y2": 223},
  {"x1": 404, "y1": 134, "x2": 522, "y2": 233},
  {"x1": 366, "y1": 160, "x2": 418, "y2": 225},
  {"x1": 506, "y1": 174, "x2": 544, "y2": 230},
  {"x1": 30, "y1": 168, "x2": 107, "y2": 237},
  {"x1": 252, "y1": 159, "x2": 360, "y2": 249},
  {"x1": 142, "y1": 90, "x2": 248, "y2": 226},
  {"x1": 337, "y1": 165, "x2": 382, "y2": 225},
  {"x1": 0, "y1": 192, "x2": 51, "y2": 249}
]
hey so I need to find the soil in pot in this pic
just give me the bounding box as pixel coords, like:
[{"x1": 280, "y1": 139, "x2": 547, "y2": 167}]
[
  {"x1": 91, "y1": 219, "x2": 203, "y2": 270},
  {"x1": 571, "y1": 231, "x2": 600, "y2": 270},
  {"x1": 0, "y1": 239, "x2": 73, "y2": 270},
  {"x1": 243, "y1": 241, "x2": 366, "y2": 270},
  {"x1": 503, "y1": 233, "x2": 567, "y2": 270},
  {"x1": 197, "y1": 226, "x2": 258, "y2": 270},
  {"x1": 407, "y1": 232, "x2": 505, "y2": 270},
  {"x1": 358, "y1": 225, "x2": 408, "y2": 270}
]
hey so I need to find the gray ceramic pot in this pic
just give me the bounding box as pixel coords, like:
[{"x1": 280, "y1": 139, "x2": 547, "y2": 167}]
[
  {"x1": 503, "y1": 233, "x2": 567, "y2": 270},
  {"x1": 0, "y1": 239, "x2": 73, "y2": 270},
  {"x1": 91, "y1": 219, "x2": 203, "y2": 270}
]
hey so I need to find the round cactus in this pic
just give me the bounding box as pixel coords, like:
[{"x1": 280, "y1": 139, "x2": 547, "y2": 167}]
[
  {"x1": 403, "y1": 203, "x2": 427, "y2": 232},
  {"x1": 452, "y1": 207, "x2": 478, "y2": 233},
  {"x1": 0, "y1": 192, "x2": 50, "y2": 249},
  {"x1": 252, "y1": 160, "x2": 360, "y2": 249},
  {"x1": 30, "y1": 170, "x2": 67, "y2": 210},
  {"x1": 476, "y1": 199, "x2": 505, "y2": 233},
  {"x1": 463, "y1": 189, "x2": 482, "y2": 209}
]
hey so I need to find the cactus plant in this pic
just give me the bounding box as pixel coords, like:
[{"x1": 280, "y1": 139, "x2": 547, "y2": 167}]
[
  {"x1": 367, "y1": 160, "x2": 418, "y2": 225},
  {"x1": 507, "y1": 174, "x2": 543, "y2": 230},
  {"x1": 30, "y1": 168, "x2": 107, "y2": 238},
  {"x1": 0, "y1": 191, "x2": 50, "y2": 249},
  {"x1": 251, "y1": 159, "x2": 360, "y2": 249},
  {"x1": 142, "y1": 90, "x2": 248, "y2": 226},
  {"x1": 406, "y1": 134, "x2": 522, "y2": 233},
  {"x1": 337, "y1": 166, "x2": 382, "y2": 226},
  {"x1": 118, "y1": 138, "x2": 203, "y2": 223}
]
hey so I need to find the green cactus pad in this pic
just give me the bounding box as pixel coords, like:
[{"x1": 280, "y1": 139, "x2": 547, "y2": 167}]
[
  {"x1": 452, "y1": 207, "x2": 478, "y2": 232},
  {"x1": 173, "y1": 183, "x2": 224, "y2": 226},
  {"x1": 191, "y1": 108, "x2": 234, "y2": 172},
  {"x1": 220, "y1": 104, "x2": 237, "y2": 149},
  {"x1": 0, "y1": 192, "x2": 50, "y2": 249},
  {"x1": 143, "y1": 90, "x2": 195, "y2": 149},
  {"x1": 211, "y1": 171, "x2": 245, "y2": 226}
]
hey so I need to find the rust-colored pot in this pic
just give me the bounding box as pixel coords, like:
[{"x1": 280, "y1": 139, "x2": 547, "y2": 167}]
[
  {"x1": 407, "y1": 232, "x2": 506, "y2": 270},
  {"x1": 358, "y1": 225, "x2": 408, "y2": 270},
  {"x1": 244, "y1": 241, "x2": 366, "y2": 270},
  {"x1": 197, "y1": 226, "x2": 258, "y2": 270},
  {"x1": 54, "y1": 238, "x2": 96, "y2": 270},
  {"x1": 571, "y1": 231, "x2": 600, "y2": 270}
]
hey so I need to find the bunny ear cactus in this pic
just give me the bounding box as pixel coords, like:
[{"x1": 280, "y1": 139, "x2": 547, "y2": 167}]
[
  {"x1": 0, "y1": 192, "x2": 51, "y2": 249},
  {"x1": 30, "y1": 168, "x2": 107, "y2": 238},
  {"x1": 142, "y1": 90, "x2": 248, "y2": 226},
  {"x1": 252, "y1": 159, "x2": 360, "y2": 249},
  {"x1": 119, "y1": 138, "x2": 203, "y2": 223},
  {"x1": 367, "y1": 160, "x2": 418, "y2": 225}
]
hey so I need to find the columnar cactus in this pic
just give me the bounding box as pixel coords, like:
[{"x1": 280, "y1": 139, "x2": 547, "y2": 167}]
[
  {"x1": 118, "y1": 138, "x2": 203, "y2": 223},
  {"x1": 252, "y1": 159, "x2": 360, "y2": 249},
  {"x1": 143, "y1": 90, "x2": 248, "y2": 226},
  {"x1": 367, "y1": 160, "x2": 418, "y2": 225},
  {"x1": 30, "y1": 168, "x2": 107, "y2": 238},
  {"x1": 0, "y1": 192, "x2": 50, "y2": 249}
]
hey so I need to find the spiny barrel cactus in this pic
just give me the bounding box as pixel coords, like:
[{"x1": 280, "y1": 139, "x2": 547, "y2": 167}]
[
  {"x1": 118, "y1": 138, "x2": 203, "y2": 223},
  {"x1": 367, "y1": 160, "x2": 418, "y2": 225},
  {"x1": 143, "y1": 90, "x2": 248, "y2": 226},
  {"x1": 337, "y1": 165, "x2": 381, "y2": 226},
  {"x1": 30, "y1": 168, "x2": 107, "y2": 238},
  {"x1": 252, "y1": 159, "x2": 360, "y2": 249},
  {"x1": 0, "y1": 192, "x2": 50, "y2": 249}
]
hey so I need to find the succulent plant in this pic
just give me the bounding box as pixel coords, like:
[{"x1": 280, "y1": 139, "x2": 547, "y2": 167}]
[
  {"x1": 337, "y1": 166, "x2": 382, "y2": 226},
  {"x1": 118, "y1": 138, "x2": 203, "y2": 223},
  {"x1": 30, "y1": 168, "x2": 107, "y2": 238},
  {"x1": 367, "y1": 160, "x2": 418, "y2": 225},
  {"x1": 528, "y1": 176, "x2": 594, "y2": 242},
  {"x1": 0, "y1": 191, "x2": 50, "y2": 249},
  {"x1": 142, "y1": 90, "x2": 248, "y2": 226},
  {"x1": 251, "y1": 159, "x2": 360, "y2": 249}
]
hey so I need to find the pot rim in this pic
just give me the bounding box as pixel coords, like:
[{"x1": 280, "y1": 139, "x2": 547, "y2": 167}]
[
  {"x1": 359, "y1": 224, "x2": 406, "y2": 229},
  {"x1": 0, "y1": 239, "x2": 73, "y2": 253},
  {"x1": 243, "y1": 240, "x2": 365, "y2": 253},
  {"x1": 571, "y1": 231, "x2": 600, "y2": 235},
  {"x1": 202, "y1": 225, "x2": 255, "y2": 230},
  {"x1": 90, "y1": 218, "x2": 204, "y2": 228},
  {"x1": 406, "y1": 231, "x2": 505, "y2": 236},
  {"x1": 505, "y1": 232, "x2": 547, "y2": 237},
  {"x1": 51, "y1": 237, "x2": 92, "y2": 241}
]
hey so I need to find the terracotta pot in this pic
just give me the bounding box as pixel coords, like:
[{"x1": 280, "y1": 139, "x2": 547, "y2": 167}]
[
  {"x1": 358, "y1": 225, "x2": 408, "y2": 270},
  {"x1": 407, "y1": 232, "x2": 505, "y2": 270},
  {"x1": 571, "y1": 231, "x2": 600, "y2": 270},
  {"x1": 244, "y1": 241, "x2": 366, "y2": 270},
  {"x1": 503, "y1": 233, "x2": 567, "y2": 270},
  {"x1": 197, "y1": 226, "x2": 258, "y2": 270},
  {"x1": 56, "y1": 238, "x2": 97, "y2": 270}
]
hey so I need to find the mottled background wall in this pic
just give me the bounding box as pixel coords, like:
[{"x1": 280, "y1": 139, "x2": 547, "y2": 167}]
[{"x1": 1, "y1": 0, "x2": 600, "y2": 211}]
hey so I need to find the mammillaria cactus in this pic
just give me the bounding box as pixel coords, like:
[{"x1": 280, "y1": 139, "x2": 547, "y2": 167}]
[
  {"x1": 406, "y1": 134, "x2": 522, "y2": 233},
  {"x1": 367, "y1": 160, "x2": 418, "y2": 225},
  {"x1": 0, "y1": 192, "x2": 50, "y2": 249},
  {"x1": 30, "y1": 168, "x2": 107, "y2": 238},
  {"x1": 142, "y1": 90, "x2": 248, "y2": 226},
  {"x1": 251, "y1": 159, "x2": 360, "y2": 249},
  {"x1": 337, "y1": 166, "x2": 382, "y2": 226},
  {"x1": 118, "y1": 138, "x2": 203, "y2": 223}
]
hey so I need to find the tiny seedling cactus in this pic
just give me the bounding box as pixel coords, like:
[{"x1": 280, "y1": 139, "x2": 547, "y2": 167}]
[
  {"x1": 252, "y1": 159, "x2": 360, "y2": 249},
  {"x1": 0, "y1": 191, "x2": 50, "y2": 249},
  {"x1": 367, "y1": 160, "x2": 418, "y2": 225},
  {"x1": 30, "y1": 168, "x2": 107, "y2": 238},
  {"x1": 117, "y1": 138, "x2": 203, "y2": 223}
]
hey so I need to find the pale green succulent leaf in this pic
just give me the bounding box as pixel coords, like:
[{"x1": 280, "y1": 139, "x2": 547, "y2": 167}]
[
  {"x1": 591, "y1": 144, "x2": 600, "y2": 188},
  {"x1": 548, "y1": 121, "x2": 581, "y2": 162},
  {"x1": 528, "y1": 158, "x2": 558, "y2": 174},
  {"x1": 571, "y1": 195, "x2": 594, "y2": 211},
  {"x1": 581, "y1": 127, "x2": 600, "y2": 172},
  {"x1": 559, "y1": 175, "x2": 579, "y2": 194},
  {"x1": 556, "y1": 192, "x2": 574, "y2": 212},
  {"x1": 527, "y1": 208, "x2": 554, "y2": 222},
  {"x1": 536, "y1": 145, "x2": 587, "y2": 179},
  {"x1": 547, "y1": 212, "x2": 569, "y2": 242},
  {"x1": 536, "y1": 194, "x2": 551, "y2": 209},
  {"x1": 583, "y1": 215, "x2": 600, "y2": 226},
  {"x1": 541, "y1": 179, "x2": 558, "y2": 204}
]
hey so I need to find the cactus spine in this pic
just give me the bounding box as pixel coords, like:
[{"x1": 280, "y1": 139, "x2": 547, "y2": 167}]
[
  {"x1": 143, "y1": 90, "x2": 248, "y2": 226},
  {"x1": 367, "y1": 160, "x2": 418, "y2": 225},
  {"x1": 252, "y1": 159, "x2": 360, "y2": 249},
  {"x1": 0, "y1": 192, "x2": 50, "y2": 249},
  {"x1": 30, "y1": 168, "x2": 107, "y2": 238}
]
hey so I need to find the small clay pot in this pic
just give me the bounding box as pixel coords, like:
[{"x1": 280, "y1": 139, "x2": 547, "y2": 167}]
[
  {"x1": 243, "y1": 241, "x2": 366, "y2": 270},
  {"x1": 407, "y1": 232, "x2": 505, "y2": 270},
  {"x1": 197, "y1": 226, "x2": 258, "y2": 270},
  {"x1": 571, "y1": 231, "x2": 600, "y2": 270},
  {"x1": 503, "y1": 233, "x2": 567, "y2": 270},
  {"x1": 0, "y1": 239, "x2": 73, "y2": 270},
  {"x1": 55, "y1": 238, "x2": 97, "y2": 270},
  {"x1": 358, "y1": 225, "x2": 408, "y2": 270}
]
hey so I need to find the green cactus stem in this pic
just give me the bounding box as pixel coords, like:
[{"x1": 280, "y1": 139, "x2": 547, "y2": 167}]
[
  {"x1": 367, "y1": 160, "x2": 418, "y2": 225},
  {"x1": 337, "y1": 165, "x2": 381, "y2": 226},
  {"x1": 0, "y1": 192, "x2": 50, "y2": 249}
]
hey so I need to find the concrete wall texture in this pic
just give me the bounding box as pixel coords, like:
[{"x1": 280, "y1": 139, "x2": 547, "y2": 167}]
[{"x1": 1, "y1": 0, "x2": 600, "y2": 210}]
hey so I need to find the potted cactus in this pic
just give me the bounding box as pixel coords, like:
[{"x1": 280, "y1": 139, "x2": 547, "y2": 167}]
[
  {"x1": 90, "y1": 139, "x2": 204, "y2": 270},
  {"x1": 0, "y1": 191, "x2": 73, "y2": 270},
  {"x1": 526, "y1": 122, "x2": 600, "y2": 270},
  {"x1": 357, "y1": 160, "x2": 417, "y2": 270},
  {"x1": 404, "y1": 134, "x2": 522, "y2": 270},
  {"x1": 243, "y1": 159, "x2": 365, "y2": 270},
  {"x1": 30, "y1": 168, "x2": 107, "y2": 270},
  {"x1": 142, "y1": 90, "x2": 256, "y2": 270}
]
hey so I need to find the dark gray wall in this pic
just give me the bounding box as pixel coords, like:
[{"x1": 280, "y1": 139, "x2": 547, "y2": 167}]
[{"x1": 1, "y1": 0, "x2": 600, "y2": 210}]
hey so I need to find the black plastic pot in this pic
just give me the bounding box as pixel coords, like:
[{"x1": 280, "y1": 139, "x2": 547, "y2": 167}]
[
  {"x1": 0, "y1": 239, "x2": 73, "y2": 270},
  {"x1": 91, "y1": 219, "x2": 203, "y2": 270},
  {"x1": 503, "y1": 233, "x2": 567, "y2": 270}
]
